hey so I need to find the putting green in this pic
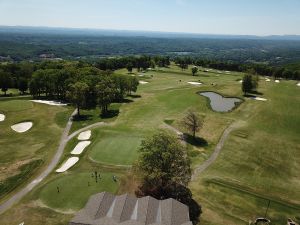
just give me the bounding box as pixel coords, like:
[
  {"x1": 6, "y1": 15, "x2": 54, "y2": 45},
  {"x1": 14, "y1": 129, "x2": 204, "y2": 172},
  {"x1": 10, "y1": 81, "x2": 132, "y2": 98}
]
[
  {"x1": 89, "y1": 130, "x2": 143, "y2": 165},
  {"x1": 39, "y1": 172, "x2": 119, "y2": 210}
]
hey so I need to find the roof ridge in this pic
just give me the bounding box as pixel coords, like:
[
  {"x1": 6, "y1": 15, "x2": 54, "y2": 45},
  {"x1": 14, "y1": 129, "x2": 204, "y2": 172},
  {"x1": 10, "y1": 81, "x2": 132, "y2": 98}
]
[
  {"x1": 94, "y1": 192, "x2": 107, "y2": 219},
  {"x1": 119, "y1": 193, "x2": 128, "y2": 222}
]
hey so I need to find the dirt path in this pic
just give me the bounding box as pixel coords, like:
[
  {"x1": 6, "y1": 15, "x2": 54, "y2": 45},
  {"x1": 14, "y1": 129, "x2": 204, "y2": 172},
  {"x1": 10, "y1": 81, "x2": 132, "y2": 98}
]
[
  {"x1": 0, "y1": 109, "x2": 77, "y2": 215},
  {"x1": 191, "y1": 121, "x2": 243, "y2": 181}
]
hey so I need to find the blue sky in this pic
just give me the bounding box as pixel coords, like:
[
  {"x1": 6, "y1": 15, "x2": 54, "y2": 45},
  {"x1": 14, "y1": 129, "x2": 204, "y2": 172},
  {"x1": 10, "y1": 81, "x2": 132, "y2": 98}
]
[{"x1": 0, "y1": 0, "x2": 300, "y2": 35}]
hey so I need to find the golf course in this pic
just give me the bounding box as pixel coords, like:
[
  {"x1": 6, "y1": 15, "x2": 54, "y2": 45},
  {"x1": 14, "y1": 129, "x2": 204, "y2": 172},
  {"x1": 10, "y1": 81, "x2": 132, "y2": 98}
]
[{"x1": 0, "y1": 64, "x2": 299, "y2": 225}]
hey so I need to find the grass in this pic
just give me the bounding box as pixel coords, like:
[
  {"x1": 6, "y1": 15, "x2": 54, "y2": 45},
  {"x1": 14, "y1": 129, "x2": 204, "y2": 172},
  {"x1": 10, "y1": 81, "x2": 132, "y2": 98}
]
[
  {"x1": 0, "y1": 160, "x2": 43, "y2": 199},
  {"x1": 0, "y1": 65, "x2": 299, "y2": 225},
  {"x1": 0, "y1": 99, "x2": 70, "y2": 203},
  {"x1": 89, "y1": 129, "x2": 143, "y2": 166},
  {"x1": 39, "y1": 172, "x2": 119, "y2": 211}
]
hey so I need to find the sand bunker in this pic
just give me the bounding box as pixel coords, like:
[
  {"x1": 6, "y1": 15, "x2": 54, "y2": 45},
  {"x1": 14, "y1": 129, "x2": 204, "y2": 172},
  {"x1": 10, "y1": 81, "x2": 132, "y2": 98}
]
[
  {"x1": 239, "y1": 80, "x2": 243, "y2": 83},
  {"x1": 251, "y1": 97, "x2": 267, "y2": 101},
  {"x1": 0, "y1": 113, "x2": 5, "y2": 122},
  {"x1": 78, "y1": 130, "x2": 91, "y2": 140},
  {"x1": 265, "y1": 78, "x2": 271, "y2": 82},
  {"x1": 71, "y1": 141, "x2": 91, "y2": 155},
  {"x1": 297, "y1": 83, "x2": 300, "y2": 86},
  {"x1": 275, "y1": 80, "x2": 280, "y2": 83},
  {"x1": 139, "y1": 81, "x2": 149, "y2": 84},
  {"x1": 56, "y1": 157, "x2": 79, "y2": 173},
  {"x1": 11, "y1": 122, "x2": 33, "y2": 133},
  {"x1": 30, "y1": 100, "x2": 67, "y2": 106},
  {"x1": 188, "y1": 82, "x2": 202, "y2": 85}
]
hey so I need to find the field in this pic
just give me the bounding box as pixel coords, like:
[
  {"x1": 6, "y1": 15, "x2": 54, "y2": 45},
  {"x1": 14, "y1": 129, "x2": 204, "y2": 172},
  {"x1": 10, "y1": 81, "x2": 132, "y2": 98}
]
[{"x1": 0, "y1": 65, "x2": 299, "y2": 224}]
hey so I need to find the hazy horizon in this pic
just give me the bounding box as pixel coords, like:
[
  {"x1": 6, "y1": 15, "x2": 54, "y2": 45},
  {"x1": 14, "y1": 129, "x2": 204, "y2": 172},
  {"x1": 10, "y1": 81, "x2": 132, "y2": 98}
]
[{"x1": 0, "y1": 0, "x2": 300, "y2": 36}]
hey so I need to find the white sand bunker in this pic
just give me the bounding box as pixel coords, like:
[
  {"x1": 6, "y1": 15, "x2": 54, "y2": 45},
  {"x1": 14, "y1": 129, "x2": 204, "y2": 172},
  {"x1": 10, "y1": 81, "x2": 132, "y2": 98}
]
[
  {"x1": 265, "y1": 78, "x2": 271, "y2": 82},
  {"x1": 56, "y1": 157, "x2": 79, "y2": 173},
  {"x1": 71, "y1": 141, "x2": 91, "y2": 155},
  {"x1": 275, "y1": 80, "x2": 280, "y2": 83},
  {"x1": 188, "y1": 82, "x2": 202, "y2": 85},
  {"x1": 139, "y1": 81, "x2": 149, "y2": 84},
  {"x1": 297, "y1": 83, "x2": 300, "y2": 86},
  {"x1": 11, "y1": 122, "x2": 33, "y2": 133},
  {"x1": 0, "y1": 113, "x2": 5, "y2": 122},
  {"x1": 78, "y1": 130, "x2": 91, "y2": 140},
  {"x1": 30, "y1": 100, "x2": 67, "y2": 106},
  {"x1": 251, "y1": 97, "x2": 267, "y2": 101},
  {"x1": 239, "y1": 80, "x2": 243, "y2": 83}
]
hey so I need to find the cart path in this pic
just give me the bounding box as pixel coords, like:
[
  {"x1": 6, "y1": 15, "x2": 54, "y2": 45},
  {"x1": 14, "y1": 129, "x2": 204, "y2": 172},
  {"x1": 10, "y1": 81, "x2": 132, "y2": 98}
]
[
  {"x1": 191, "y1": 121, "x2": 244, "y2": 181},
  {"x1": 0, "y1": 109, "x2": 77, "y2": 215}
]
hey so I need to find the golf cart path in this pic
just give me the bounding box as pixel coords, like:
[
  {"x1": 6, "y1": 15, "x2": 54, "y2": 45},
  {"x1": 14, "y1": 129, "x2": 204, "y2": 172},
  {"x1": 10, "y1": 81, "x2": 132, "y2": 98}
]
[
  {"x1": 191, "y1": 121, "x2": 244, "y2": 181},
  {"x1": 67, "y1": 121, "x2": 107, "y2": 141},
  {"x1": 0, "y1": 109, "x2": 77, "y2": 215}
]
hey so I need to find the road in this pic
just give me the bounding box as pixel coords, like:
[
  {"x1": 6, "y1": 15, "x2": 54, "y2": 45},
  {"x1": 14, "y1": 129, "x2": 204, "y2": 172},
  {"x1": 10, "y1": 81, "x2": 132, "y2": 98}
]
[{"x1": 0, "y1": 109, "x2": 77, "y2": 215}]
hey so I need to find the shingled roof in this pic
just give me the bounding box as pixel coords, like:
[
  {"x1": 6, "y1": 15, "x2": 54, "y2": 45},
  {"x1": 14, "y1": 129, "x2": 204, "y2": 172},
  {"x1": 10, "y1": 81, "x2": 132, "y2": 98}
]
[{"x1": 70, "y1": 192, "x2": 193, "y2": 225}]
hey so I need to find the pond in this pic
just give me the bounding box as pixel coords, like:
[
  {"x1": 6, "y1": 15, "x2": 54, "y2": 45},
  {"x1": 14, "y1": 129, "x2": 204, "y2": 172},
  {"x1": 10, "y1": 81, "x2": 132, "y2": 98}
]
[{"x1": 199, "y1": 91, "x2": 242, "y2": 112}]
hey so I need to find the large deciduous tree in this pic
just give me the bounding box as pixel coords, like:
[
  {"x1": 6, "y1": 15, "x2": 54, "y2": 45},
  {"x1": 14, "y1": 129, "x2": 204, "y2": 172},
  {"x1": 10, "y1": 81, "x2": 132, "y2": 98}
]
[
  {"x1": 182, "y1": 110, "x2": 202, "y2": 139},
  {"x1": 135, "y1": 131, "x2": 201, "y2": 225},
  {"x1": 18, "y1": 77, "x2": 28, "y2": 94},
  {"x1": 191, "y1": 66, "x2": 198, "y2": 76},
  {"x1": 0, "y1": 70, "x2": 12, "y2": 96},
  {"x1": 137, "y1": 130, "x2": 191, "y2": 189},
  {"x1": 96, "y1": 77, "x2": 116, "y2": 115},
  {"x1": 67, "y1": 81, "x2": 89, "y2": 117},
  {"x1": 242, "y1": 73, "x2": 259, "y2": 95}
]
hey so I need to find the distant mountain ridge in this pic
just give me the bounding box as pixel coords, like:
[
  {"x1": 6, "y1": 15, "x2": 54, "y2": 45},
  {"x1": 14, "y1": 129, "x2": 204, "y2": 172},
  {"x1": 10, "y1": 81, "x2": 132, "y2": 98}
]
[{"x1": 1, "y1": 25, "x2": 300, "y2": 41}]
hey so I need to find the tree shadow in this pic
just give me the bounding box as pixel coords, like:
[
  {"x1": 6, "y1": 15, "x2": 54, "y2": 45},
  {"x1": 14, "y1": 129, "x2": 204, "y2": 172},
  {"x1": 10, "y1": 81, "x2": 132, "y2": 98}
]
[
  {"x1": 184, "y1": 133, "x2": 208, "y2": 147},
  {"x1": 72, "y1": 114, "x2": 93, "y2": 121},
  {"x1": 114, "y1": 98, "x2": 134, "y2": 103},
  {"x1": 100, "y1": 109, "x2": 119, "y2": 119},
  {"x1": 244, "y1": 90, "x2": 263, "y2": 96},
  {"x1": 128, "y1": 94, "x2": 141, "y2": 99}
]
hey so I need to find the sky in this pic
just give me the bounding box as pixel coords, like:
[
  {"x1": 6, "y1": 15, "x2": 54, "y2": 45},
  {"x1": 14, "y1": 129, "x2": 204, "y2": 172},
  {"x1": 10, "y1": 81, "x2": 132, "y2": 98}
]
[{"x1": 0, "y1": 0, "x2": 300, "y2": 36}]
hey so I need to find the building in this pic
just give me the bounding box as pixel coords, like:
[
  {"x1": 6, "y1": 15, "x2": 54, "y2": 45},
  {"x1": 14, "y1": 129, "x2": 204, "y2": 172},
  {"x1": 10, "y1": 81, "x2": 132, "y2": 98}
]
[{"x1": 70, "y1": 192, "x2": 193, "y2": 225}]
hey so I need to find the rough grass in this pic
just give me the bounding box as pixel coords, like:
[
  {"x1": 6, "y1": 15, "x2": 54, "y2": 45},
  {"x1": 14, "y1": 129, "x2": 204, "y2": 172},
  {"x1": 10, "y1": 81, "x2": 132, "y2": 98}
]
[{"x1": 0, "y1": 100, "x2": 70, "y2": 202}]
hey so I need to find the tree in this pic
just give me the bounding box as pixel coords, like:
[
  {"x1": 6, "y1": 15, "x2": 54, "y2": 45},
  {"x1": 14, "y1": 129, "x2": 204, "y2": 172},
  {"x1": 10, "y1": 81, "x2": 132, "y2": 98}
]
[
  {"x1": 18, "y1": 77, "x2": 28, "y2": 94},
  {"x1": 67, "y1": 82, "x2": 89, "y2": 117},
  {"x1": 0, "y1": 70, "x2": 12, "y2": 96},
  {"x1": 191, "y1": 66, "x2": 198, "y2": 76},
  {"x1": 137, "y1": 130, "x2": 191, "y2": 188},
  {"x1": 96, "y1": 77, "x2": 116, "y2": 115},
  {"x1": 126, "y1": 62, "x2": 134, "y2": 73},
  {"x1": 242, "y1": 74, "x2": 253, "y2": 95},
  {"x1": 135, "y1": 131, "x2": 201, "y2": 225},
  {"x1": 182, "y1": 110, "x2": 202, "y2": 139}
]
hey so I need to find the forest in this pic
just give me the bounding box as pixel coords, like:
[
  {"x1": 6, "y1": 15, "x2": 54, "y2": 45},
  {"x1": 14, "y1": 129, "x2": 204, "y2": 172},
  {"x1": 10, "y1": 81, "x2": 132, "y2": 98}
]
[{"x1": 1, "y1": 27, "x2": 300, "y2": 65}]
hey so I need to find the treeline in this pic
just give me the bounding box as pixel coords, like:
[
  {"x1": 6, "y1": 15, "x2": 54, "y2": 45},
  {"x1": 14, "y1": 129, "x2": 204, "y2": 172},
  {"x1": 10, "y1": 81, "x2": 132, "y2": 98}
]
[
  {"x1": 0, "y1": 60, "x2": 139, "y2": 115},
  {"x1": 173, "y1": 57, "x2": 300, "y2": 80},
  {"x1": 95, "y1": 55, "x2": 170, "y2": 71}
]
